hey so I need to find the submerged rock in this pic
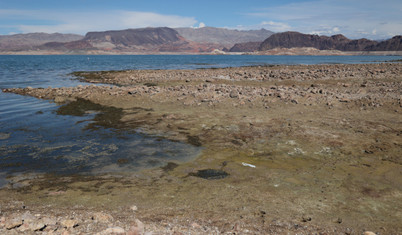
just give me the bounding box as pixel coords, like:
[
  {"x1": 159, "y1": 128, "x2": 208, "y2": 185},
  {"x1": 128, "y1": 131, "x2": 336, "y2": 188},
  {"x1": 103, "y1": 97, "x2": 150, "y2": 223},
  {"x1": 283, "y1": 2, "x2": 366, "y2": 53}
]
[
  {"x1": 161, "y1": 162, "x2": 179, "y2": 172},
  {"x1": 0, "y1": 132, "x2": 10, "y2": 140}
]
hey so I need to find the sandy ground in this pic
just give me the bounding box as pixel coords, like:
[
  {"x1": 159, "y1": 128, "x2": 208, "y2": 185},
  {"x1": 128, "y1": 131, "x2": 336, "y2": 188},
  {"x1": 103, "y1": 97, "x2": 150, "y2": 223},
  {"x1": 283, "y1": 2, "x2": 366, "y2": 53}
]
[{"x1": 1, "y1": 63, "x2": 401, "y2": 234}]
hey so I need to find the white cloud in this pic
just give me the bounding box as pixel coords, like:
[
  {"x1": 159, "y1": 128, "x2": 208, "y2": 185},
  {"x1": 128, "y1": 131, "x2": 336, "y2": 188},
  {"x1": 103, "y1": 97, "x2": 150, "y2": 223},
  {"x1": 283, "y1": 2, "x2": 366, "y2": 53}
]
[
  {"x1": 0, "y1": 9, "x2": 198, "y2": 34},
  {"x1": 198, "y1": 22, "x2": 206, "y2": 28},
  {"x1": 261, "y1": 21, "x2": 291, "y2": 32},
  {"x1": 246, "y1": 0, "x2": 402, "y2": 39}
]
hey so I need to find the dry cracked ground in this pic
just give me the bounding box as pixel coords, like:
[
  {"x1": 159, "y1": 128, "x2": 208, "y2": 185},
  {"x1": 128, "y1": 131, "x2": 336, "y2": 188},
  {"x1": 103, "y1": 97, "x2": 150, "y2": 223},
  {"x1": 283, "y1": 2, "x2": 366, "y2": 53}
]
[{"x1": 1, "y1": 63, "x2": 401, "y2": 234}]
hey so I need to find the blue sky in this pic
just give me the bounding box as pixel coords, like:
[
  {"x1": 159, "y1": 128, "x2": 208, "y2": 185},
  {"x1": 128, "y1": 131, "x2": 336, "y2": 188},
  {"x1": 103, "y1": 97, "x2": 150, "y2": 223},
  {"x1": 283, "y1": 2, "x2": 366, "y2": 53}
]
[{"x1": 1, "y1": 0, "x2": 401, "y2": 39}]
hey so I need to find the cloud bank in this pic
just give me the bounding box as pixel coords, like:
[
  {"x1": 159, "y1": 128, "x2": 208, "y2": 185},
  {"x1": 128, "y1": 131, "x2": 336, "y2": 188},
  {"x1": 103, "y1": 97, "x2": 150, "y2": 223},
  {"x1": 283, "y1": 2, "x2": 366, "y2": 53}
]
[
  {"x1": 246, "y1": 0, "x2": 402, "y2": 39},
  {"x1": 0, "y1": 9, "x2": 198, "y2": 35}
]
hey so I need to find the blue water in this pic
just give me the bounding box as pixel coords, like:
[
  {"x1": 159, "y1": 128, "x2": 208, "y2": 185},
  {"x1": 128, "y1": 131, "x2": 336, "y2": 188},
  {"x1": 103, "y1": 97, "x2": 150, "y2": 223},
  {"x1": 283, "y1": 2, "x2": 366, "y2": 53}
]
[{"x1": 0, "y1": 55, "x2": 401, "y2": 183}]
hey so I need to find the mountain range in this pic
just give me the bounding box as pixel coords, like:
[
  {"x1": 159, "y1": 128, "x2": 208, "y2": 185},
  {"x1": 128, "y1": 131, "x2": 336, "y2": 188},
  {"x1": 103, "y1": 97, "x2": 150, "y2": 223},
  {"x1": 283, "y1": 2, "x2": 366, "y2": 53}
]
[
  {"x1": 0, "y1": 27, "x2": 273, "y2": 54},
  {"x1": 0, "y1": 27, "x2": 400, "y2": 54},
  {"x1": 231, "y1": 31, "x2": 402, "y2": 52}
]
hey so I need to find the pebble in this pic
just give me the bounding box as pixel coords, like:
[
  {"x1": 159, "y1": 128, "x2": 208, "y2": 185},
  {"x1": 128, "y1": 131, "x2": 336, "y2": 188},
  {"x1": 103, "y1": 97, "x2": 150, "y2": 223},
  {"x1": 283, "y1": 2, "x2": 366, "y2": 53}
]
[
  {"x1": 363, "y1": 232, "x2": 376, "y2": 235},
  {"x1": 229, "y1": 90, "x2": 239, "y2": 98}
]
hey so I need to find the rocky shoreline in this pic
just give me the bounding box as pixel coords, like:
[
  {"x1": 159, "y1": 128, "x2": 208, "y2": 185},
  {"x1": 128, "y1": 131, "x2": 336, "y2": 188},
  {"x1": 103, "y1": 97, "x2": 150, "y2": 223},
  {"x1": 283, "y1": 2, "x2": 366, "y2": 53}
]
[
  {"x1": 4, "y1": 63, "x2": 401, "y2": 108},
  {"x1": 1, "y1": 63, "x2": 401, "y2": 234}
]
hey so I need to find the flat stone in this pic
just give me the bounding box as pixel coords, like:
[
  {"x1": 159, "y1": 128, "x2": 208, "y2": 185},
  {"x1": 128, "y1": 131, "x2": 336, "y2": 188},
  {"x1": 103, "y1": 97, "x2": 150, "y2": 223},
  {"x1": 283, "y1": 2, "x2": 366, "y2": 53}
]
[
  {"x1": 61, "y1": 219, "x2": 78, "y2": 228},
  {"x1": 92, "y1": 212, "x2": 113, "y2": 223},
  {"x1": 101, "y1": 226, "x2": 125, "y2": 234},
  {"x1": 5, "y1": 218, "x2": 23, "y2": 230}
]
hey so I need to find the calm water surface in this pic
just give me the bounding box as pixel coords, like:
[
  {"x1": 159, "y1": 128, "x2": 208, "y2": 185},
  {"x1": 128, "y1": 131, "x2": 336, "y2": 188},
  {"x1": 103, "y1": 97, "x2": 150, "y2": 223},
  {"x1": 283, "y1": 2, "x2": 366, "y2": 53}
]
[{"x1": 1, "y1": 55, "x2": 401, "y2": 184}]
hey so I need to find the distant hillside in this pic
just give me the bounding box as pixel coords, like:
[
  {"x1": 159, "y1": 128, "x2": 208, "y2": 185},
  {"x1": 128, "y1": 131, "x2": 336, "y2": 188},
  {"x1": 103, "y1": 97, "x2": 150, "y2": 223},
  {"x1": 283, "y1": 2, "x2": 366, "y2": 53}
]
[
  {"x1": 174, "y1": 27, "x2": 274, "y2": 48},
  {"x1": 39, "y1": 40, "x2": 94, "y2": 51},
  {"x1": 84, "y1": 27, "x2": 182, "y2": 47},
  {"x1": 365, "y1": 36, "x2": 402, "y2": 51},
  {"x1": 229, "y1": 41, "x2": 261, "y2": 52},
  {"x1": 258, "y1": 32, "x2": 400, "y2": 51},
  {"x1": 0, "y1": 33, "x2": 83, "y2": 51},
  {"x1": 229, "y1": 32, "x2": 402, "y2": 52}
]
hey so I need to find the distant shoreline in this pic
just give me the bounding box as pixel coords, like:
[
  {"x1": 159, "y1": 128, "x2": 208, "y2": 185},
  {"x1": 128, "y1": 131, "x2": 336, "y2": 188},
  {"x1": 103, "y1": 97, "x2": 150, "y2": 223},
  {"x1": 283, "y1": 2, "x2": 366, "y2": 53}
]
[{"x1": 1, "y1": 48, "x2": 402, "y2": 56}]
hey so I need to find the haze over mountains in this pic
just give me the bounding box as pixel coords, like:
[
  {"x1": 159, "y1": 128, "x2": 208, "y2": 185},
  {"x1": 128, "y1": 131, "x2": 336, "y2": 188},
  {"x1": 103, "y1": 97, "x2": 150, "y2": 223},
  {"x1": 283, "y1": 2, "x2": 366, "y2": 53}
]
[
  {"x1": 0, "y1": 27, "x2": 401, "y2": 54},
  {"x1": 174, "y1": 27, "x2": 274, "y2": 48},
  {"x1": 0, "y1": 33, "x2": 83, "y2": 51}
]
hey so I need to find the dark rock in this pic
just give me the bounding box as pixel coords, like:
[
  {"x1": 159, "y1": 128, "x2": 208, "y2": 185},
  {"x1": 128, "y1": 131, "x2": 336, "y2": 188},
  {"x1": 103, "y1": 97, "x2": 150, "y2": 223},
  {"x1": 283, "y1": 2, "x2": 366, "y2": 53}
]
[
  {"x1": 230, "y1": 90, "x2": 239, "y2": 98},
  {"x1": 187, "y1": 135, "x2": 202, "y2": 146},
  {"x1": 144, "y1": 82, "x2": 158, "y2": 87},
  {"x1": 161, "y1": 162, "x2": 179, "y2": 172},
  {"x1": 189, "y1": 169, "x2": 229, "y2": 180},
  {"x1": 301, "y1": 215, "x2": 312, "y2": 222}
]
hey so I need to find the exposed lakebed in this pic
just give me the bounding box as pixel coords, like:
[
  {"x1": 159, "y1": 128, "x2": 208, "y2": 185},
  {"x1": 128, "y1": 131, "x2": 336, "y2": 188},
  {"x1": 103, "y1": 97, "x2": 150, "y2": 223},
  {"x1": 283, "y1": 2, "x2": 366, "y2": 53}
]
[{"x1": 1, "y1": 55, "x2": 401, "y2": 234}]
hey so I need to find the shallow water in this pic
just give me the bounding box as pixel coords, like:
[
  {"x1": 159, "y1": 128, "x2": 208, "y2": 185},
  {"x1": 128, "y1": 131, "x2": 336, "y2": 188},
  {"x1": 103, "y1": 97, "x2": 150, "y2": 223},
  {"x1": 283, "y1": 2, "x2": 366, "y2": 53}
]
[{"x1": 1, "y1": 55, "x2": 402, "y2": 184}]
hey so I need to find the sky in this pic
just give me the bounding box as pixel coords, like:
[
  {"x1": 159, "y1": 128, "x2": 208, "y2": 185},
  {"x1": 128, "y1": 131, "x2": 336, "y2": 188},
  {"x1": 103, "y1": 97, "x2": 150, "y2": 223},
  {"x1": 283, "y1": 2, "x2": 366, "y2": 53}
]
[{"x1": 0, "y1": 0, "x2": 401, "y2": 39}]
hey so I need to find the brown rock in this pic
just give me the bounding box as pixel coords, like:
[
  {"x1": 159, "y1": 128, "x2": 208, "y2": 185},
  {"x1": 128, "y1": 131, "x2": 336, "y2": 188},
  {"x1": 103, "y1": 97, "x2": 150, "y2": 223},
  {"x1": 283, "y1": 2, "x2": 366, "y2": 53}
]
[
  {"x1": 127, "y1": 219, "x2": 144, "y2": 235},
  {"x1": 5, "y1": 218, "x2": 23, "y2": 230},
  {"x1": 61, "y1": 219, "x2": 78, "y2": 229},
  {"x1": 0, "y1": 216, "x2": 5, "y2": 228},
  {"x1": 92, "y1": 212, "x2": 114, "y2": 223}
]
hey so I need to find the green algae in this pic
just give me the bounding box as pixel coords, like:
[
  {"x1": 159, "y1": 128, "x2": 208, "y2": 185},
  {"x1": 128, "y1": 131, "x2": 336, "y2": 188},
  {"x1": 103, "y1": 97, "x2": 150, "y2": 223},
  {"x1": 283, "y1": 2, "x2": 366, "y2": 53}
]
[{"x1": 56, "y1": 98, "x2": 124, "y2": 130}]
